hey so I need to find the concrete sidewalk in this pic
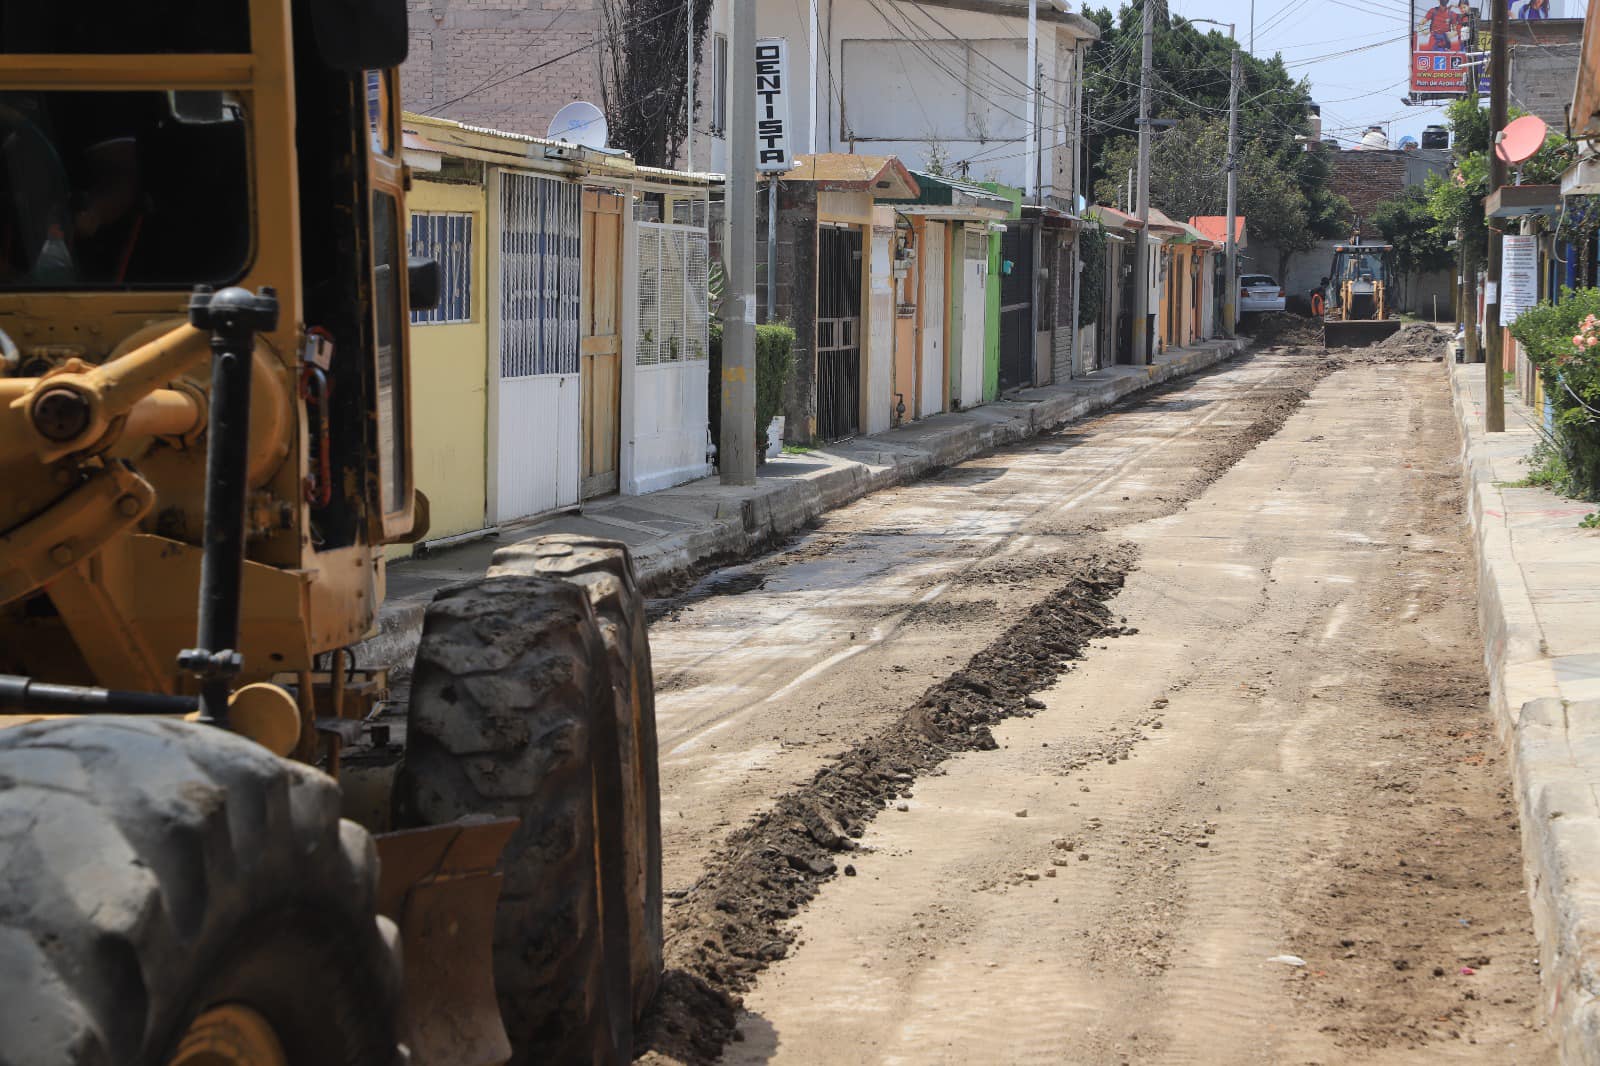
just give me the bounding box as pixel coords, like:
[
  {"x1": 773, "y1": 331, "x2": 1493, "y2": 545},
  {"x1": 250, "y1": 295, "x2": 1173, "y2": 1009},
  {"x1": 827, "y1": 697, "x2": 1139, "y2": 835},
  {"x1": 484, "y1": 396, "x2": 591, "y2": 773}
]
[
  {"x1": 361, "y1": 337, "x2": 1244, "y2": 672},
  {"x1": 1450, "y1": 361, "x2": 1600, "y2": 1063}
]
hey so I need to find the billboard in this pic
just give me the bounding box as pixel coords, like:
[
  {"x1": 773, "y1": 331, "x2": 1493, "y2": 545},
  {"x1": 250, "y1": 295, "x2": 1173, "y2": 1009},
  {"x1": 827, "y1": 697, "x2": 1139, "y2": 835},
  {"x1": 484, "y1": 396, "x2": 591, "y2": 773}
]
[{"x1": 1411, "y1": 0, "x2": 1479, "y2": 95}]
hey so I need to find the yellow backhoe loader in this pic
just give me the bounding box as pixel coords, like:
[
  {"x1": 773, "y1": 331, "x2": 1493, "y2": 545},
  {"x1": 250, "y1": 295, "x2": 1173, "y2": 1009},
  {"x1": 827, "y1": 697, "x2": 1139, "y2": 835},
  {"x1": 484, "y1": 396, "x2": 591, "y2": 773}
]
[
  {"x1": 1322, "y1": 242, "x2": 1403, "y2": 348},
  {"x1": 0, "y1": 3, "x2": 659, "y2": 1063}
]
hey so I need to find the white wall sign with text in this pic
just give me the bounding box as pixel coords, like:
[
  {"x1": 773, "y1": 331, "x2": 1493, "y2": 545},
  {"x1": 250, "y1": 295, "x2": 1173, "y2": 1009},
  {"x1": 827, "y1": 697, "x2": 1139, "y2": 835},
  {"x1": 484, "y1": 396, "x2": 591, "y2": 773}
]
[
  {"x1": 755, "y1": 38, "x2": 794, "y2": 173},
  {"x1": 1500, "y1": 235, "x2": 1538, "y2": 327}
]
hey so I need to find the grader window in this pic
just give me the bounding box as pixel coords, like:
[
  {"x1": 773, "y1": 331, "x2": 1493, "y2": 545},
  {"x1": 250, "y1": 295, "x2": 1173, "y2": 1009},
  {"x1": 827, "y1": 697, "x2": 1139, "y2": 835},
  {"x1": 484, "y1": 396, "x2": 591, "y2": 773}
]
[
  {"x1": 0, "y1": 3, "x2": 250, "y2": 53},
  {"x1": 0, "y1": 91, "x2": 250, "y2": 289}
]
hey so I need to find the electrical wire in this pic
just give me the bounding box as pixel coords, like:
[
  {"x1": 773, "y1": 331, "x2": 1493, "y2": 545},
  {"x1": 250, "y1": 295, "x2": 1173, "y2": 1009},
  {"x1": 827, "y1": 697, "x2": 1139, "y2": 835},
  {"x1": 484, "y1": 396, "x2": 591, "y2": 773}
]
[{"x1": 422, "y1": 0, "x2": 686, "y2": 115}]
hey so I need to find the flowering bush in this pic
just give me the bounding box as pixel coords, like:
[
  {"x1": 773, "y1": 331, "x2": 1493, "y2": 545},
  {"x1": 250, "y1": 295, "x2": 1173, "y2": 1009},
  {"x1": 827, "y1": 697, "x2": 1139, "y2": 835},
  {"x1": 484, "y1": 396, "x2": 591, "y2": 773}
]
[{"x1": 1508, "y1": 287, "x2": 1600, "y2": 498}]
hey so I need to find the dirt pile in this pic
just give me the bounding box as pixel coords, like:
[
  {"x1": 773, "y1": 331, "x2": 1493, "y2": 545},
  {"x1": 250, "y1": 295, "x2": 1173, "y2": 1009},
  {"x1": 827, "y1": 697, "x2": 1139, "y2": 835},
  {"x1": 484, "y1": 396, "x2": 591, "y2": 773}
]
[
  {"x1": 1248, "y1": 312, "x2": 1324, "y2": 348},
  {"x1": 635, "y1": 545, "x2": 1137, "y2": 1062},
  {"x1": 1331, "y1": 322, "x2": 1447, "y2": 365}
]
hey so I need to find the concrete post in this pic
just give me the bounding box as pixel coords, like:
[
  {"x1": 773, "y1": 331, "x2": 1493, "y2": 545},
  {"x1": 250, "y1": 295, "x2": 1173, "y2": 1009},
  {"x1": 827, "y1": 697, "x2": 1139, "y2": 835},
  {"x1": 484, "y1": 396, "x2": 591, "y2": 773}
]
[
  {"x1": 1131, "y1": 0, "x2": 1153, "y2": 364},
  {"x1": 721, "y1": 0, "x2": 757, "y2": 483},
  {"x1": 1224, "y1": 47, "x2": 1239, "y2": 339}
]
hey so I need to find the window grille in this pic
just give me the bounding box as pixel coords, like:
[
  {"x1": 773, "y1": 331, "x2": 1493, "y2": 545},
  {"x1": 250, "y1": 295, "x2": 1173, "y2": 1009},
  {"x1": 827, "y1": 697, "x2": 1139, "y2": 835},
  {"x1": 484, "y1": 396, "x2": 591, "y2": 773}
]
[
  {"x1": 408, "y1": 211, "x2": 474, "y2": 325},
  {"x1": 637, "y1": 222, "x2": 710, "y2": 366},
  {"x1": 499, "y1": 172, "x2": 580, "y2": 378}
]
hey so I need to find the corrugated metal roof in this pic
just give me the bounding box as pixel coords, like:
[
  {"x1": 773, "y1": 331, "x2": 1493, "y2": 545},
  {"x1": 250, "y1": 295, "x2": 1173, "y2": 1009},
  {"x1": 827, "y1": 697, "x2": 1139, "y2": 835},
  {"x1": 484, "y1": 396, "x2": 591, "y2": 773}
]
[
  {"x1": 1144, "y1": 207, "x2": 1187, "y2": 234},
  {"x1": 900, "y1": 171, "x2": 1013, "y2": 213},
  {"x1": 1087, "y1": 204, "x2": 1139, "y2": 229}
]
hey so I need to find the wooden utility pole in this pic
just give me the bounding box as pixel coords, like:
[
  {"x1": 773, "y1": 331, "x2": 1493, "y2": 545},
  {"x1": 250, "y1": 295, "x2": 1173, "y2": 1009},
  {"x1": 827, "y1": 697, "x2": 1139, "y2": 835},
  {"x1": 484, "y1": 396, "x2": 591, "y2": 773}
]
[{"x1": 1484, "y1": 0, "x2": 1507, "y2": 432}]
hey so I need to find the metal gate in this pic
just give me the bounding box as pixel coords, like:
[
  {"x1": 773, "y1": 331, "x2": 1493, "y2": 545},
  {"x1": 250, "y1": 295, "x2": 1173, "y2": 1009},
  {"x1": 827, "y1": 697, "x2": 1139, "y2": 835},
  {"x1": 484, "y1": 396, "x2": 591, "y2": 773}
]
[
  {"x1": 817, "y1": 225, "x2": 862, "y2": 442},
  {"x1": 491, "y1": 170, "x2": 581, "y2": 522},
  {"x1": 960, "y1": 227, "x2": 987, "y2": 407},
  {"x1": 918, "y1": 222, "x2": 945, "y2": 418},
  {"x1": 999, "y1": 222, "x2": 1033, "y2": 391}
]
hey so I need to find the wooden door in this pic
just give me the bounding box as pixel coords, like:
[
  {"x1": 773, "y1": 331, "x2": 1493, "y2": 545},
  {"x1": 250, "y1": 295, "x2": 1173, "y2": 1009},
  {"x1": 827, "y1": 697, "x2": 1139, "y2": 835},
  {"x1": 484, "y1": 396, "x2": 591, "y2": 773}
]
[{"x1": 581, "y1": 187, "x2": 624, "y2": 498}]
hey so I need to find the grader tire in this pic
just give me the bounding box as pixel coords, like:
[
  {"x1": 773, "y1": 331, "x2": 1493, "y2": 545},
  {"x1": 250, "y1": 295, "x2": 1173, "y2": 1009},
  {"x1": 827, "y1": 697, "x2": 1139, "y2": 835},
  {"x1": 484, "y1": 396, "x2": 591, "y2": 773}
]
[
  {"x1": 0, "y1": 717, "x2": 402, "y2": 1066},
  {"x1": 489, "y1": 534, "x2": 663, "y2": 1020},
  {"x1": 395, "y1": 575, "x2": 633, "y2": 1065}
]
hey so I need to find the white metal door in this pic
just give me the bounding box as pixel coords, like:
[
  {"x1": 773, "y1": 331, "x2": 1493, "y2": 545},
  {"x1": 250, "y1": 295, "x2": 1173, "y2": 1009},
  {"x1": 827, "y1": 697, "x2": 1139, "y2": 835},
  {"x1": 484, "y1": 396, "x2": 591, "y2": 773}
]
[
  {"x1": 918, "y1": 222, "x2": 945, "y2": 418},
  {"x1": 962, "y1": 229, "x2": 987, "y2": 409},
  {"x1": 865, "y1": 223, "x2": 895, "y2": 434},
  {"x1": 491, "y1": 170, "x2": 581, "y2": 523},
  {"x1": 628, "y1": 220, "x2": 712, "y2": 494}
]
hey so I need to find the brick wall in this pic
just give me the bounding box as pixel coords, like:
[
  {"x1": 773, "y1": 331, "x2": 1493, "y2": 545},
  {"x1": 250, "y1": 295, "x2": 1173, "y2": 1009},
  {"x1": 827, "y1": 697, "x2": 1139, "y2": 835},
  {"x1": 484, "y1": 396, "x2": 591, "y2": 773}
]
[
  {"x1": 402, "y1": 0, "x2": 606, "y2": 139},
  {"x1": 1331, "y1": 150, "x2": 1409, "y2": 224},
  {"x1": 757, "y1": 181, "x2": 819, "y2": 442},
  {"x1": 1329, "y1": 148, "x2": 1452, "y2": 227},
  {"x1": 1510, "y1": 41, "x2": 1581, "y2": 128}
]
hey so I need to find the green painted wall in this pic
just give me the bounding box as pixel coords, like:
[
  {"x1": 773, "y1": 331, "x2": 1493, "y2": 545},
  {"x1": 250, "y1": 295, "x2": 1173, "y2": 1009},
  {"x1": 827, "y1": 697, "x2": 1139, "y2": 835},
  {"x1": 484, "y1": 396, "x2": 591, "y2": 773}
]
[{"x1": 978, "y1": 182, "x2": 1022, "y2": 403}]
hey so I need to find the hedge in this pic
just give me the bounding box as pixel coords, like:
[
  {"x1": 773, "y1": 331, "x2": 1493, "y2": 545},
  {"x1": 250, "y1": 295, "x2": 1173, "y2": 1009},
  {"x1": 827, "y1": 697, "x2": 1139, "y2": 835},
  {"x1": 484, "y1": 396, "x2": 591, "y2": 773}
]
[
  {"x1": 707, "y1": 320, "x2": 797, "y2": 462},
  {"x1": 1507, "y1": 287, "x2": 1600, "y2": 498}
]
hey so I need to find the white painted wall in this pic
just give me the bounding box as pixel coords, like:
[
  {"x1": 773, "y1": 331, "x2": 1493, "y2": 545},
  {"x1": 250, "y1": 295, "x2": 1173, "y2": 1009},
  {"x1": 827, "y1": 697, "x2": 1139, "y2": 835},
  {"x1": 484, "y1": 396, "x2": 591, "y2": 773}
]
[
  {"x1": 866, "y1": 208, "x2": 896, "y2": 434},
  {"x1": 689, "y1": 0, "x2": 1093, "y2": 199}
]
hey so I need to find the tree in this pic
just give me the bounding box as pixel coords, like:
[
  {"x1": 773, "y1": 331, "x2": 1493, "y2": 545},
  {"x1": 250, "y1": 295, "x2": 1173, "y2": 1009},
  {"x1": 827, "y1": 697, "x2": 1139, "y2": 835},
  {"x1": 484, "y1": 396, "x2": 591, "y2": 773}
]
[
  {"x1": 599, "y1": 0, "x2": 711, "y2": 166},
  {"x1": 1373, "y1": 187, "x2": 1453, "y2": 310},
  {"x1": 1081, "y1": 3, "x2": 1345, "y2": 278},
  {"x1": 1093, "y1": 114, "x2": 1347, "y2": 279}
]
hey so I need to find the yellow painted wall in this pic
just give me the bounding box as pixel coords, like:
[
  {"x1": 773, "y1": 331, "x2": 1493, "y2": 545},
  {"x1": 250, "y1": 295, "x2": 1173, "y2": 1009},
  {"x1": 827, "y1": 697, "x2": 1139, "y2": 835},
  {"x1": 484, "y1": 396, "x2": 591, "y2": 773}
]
[{"x1": 389, "y1": 178, "x2": 489, "y2": 557}]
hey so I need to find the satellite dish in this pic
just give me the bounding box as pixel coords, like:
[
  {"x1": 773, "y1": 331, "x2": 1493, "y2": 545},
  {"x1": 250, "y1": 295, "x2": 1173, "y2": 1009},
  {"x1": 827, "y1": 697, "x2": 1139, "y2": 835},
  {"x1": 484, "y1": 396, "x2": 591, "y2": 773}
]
[
  {"x1": 547, "y1": 101, "x2": 608, "y2": 150},
  {"x1": 1496, "y1": 114, "x2": 1548, "y2": 165}
]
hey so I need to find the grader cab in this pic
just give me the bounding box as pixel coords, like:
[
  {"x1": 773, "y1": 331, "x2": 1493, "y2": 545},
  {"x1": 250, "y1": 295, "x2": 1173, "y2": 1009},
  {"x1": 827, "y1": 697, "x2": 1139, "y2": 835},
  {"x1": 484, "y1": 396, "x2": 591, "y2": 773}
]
[
  {"x1": 0, "y1": 3, "x2": 659, "y2": 1064},
  {"x1": 1322, "y1": 242, "x2": 1403, "y2": 348}
]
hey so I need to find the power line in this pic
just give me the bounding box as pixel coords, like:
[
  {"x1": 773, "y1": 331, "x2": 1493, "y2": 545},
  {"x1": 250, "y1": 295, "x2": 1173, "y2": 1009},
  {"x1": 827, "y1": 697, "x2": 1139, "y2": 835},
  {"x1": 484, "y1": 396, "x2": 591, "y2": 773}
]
[{"x1": 423, "y1": 1, "x2": 686, "y2": 115}]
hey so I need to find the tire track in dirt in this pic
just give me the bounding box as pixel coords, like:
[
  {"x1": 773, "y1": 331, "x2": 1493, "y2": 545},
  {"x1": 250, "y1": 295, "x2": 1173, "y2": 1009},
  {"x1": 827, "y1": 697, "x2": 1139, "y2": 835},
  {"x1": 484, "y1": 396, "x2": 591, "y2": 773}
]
[{"x1": 636, "y1": 347, "x2": 1349, "y2": 1063}]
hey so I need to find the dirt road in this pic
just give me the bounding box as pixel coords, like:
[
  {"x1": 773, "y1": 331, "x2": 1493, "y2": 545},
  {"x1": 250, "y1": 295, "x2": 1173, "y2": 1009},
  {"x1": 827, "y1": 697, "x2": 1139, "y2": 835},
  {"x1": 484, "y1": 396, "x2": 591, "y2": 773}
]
[{"x1": 637, "y1": 342, "x2": 1552, "y2": 1064}]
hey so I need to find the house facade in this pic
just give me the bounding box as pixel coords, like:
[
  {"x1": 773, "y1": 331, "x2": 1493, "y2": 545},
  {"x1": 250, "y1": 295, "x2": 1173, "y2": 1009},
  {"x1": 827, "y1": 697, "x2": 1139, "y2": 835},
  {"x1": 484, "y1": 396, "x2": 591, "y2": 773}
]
[
  {"x1": 397, "y1": 113, "x2": 716, "y2": 552},
  {"x1": 688, "y1": 0, "x2": 1097, "y2": 199}
]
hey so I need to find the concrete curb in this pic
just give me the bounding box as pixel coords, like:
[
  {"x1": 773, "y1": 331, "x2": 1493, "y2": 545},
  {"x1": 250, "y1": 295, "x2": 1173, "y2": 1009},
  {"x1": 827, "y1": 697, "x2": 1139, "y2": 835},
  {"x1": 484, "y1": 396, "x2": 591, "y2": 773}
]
[
  {"x1": 1447, "y1": 362, "x2": 1600, "y2": 1064},
  {"x1": 360, "y1": 339, "x2": 1242, "y2": 675}
]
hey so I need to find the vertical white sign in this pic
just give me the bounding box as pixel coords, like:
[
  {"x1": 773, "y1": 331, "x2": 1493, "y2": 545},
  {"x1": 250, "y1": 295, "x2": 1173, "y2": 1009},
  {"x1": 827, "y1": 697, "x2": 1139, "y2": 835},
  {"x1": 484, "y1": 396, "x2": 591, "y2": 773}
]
[
  {"x1": 1500, "y1": 234, "x2": 1538, "y2": 326},
  {"x1": 755, "y1": 38, "x2": 793, "y2": 173}
]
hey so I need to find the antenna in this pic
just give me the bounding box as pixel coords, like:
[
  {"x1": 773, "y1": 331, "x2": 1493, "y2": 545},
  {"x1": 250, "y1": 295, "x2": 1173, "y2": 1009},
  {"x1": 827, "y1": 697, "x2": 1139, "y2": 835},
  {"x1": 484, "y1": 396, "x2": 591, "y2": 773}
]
[
  {"x1": 547, "y1": 101, "x2": 608, "y2": 151},
  {"x1": 1495, "y1": 114, "x2": 1548, "y2": 166}
]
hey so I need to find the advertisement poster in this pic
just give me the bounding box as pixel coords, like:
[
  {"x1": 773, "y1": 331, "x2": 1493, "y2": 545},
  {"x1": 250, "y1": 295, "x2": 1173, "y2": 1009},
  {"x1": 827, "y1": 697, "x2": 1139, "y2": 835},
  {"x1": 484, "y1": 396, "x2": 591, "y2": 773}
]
[
  {"x1": 1411, "y1": 0, "x2": 1479, "y2": 95},
  {"x1": 1500, "y1": 235, "x2": 1538, "y2": 326}
]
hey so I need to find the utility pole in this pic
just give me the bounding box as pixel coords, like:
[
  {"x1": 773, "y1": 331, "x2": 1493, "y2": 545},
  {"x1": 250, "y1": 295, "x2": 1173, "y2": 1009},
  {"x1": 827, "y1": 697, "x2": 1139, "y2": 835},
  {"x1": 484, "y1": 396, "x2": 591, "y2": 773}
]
[
  {"x1": 721, "y1": 0, "x2": 757, "y2": 483},
  {"x1": 1131, "y1": 0, "x2": 1154, "y2": 364},
  {"x1": 1069, "y1": 51, "x2": 1084, "y2": 376},
  {"x1": 1225, "y1": 46, "x2": 1240, "y2": 338},
  {"x1": 1484, "y1": 0, "x2": 1507, "y2": 432},
  {"x1": 1026, "y1": 0, "x2": 1038, "y2": 200},
  {"x1": 686, "y1": 0, "x2": 695, "y2": 172}
]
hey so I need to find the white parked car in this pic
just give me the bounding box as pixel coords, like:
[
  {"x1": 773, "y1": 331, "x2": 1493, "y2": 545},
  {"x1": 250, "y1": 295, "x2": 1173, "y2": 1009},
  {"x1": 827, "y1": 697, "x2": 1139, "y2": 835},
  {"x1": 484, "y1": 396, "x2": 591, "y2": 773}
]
[{"x1": 1239, "y1": 274, "x2": 1286, "y2": 314}]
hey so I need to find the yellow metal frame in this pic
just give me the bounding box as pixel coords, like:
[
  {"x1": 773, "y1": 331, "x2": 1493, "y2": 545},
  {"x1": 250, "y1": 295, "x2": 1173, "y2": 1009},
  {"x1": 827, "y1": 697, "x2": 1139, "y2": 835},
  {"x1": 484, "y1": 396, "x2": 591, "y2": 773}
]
[{"x1": 0, "y1": 1, "x2": 411, "y2": 691}]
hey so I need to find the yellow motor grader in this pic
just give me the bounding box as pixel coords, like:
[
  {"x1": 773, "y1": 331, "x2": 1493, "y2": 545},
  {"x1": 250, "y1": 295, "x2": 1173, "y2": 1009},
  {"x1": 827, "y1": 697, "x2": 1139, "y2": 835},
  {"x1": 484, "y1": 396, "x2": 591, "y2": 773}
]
[{"x1": 0, "y1": 3, "x2": 660, "y2": 1064}]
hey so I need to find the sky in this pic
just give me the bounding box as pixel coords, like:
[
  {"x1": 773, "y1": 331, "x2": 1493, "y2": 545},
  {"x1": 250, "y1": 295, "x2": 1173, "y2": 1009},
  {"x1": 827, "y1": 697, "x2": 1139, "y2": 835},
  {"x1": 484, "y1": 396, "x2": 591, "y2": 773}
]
[{"x1": 1165, "y1": 0, "x2": 1575, "y2": 148}]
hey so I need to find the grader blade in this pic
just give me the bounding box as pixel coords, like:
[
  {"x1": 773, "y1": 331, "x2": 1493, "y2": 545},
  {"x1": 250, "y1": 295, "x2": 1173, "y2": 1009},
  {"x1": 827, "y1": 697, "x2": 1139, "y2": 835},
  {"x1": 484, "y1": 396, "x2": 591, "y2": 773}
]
[
  {"x1": 1324, "y1": 319, "x2": 1402, "y2": 348},
  {"x1": 375, "y1": 818, "x2": 518, "y2": 1066}
]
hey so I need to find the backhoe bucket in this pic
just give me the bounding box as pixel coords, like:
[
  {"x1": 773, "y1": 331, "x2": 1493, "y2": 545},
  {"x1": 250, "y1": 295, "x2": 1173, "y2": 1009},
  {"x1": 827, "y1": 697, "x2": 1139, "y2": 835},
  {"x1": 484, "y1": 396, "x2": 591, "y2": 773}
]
[
  {"x1": 1324, "y1": 319, "x2": 1402, "y2": 348},
  {"x1": 375, "y1": 818, "x2": 518, "y2": 1066}
]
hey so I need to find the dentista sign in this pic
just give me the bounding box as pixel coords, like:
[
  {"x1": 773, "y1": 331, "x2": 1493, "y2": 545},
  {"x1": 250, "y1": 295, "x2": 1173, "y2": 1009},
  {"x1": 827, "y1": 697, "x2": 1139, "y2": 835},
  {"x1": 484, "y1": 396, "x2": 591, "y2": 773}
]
[{"x1": 755, "y1": 37, "x2": 793, "y2": 172}]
